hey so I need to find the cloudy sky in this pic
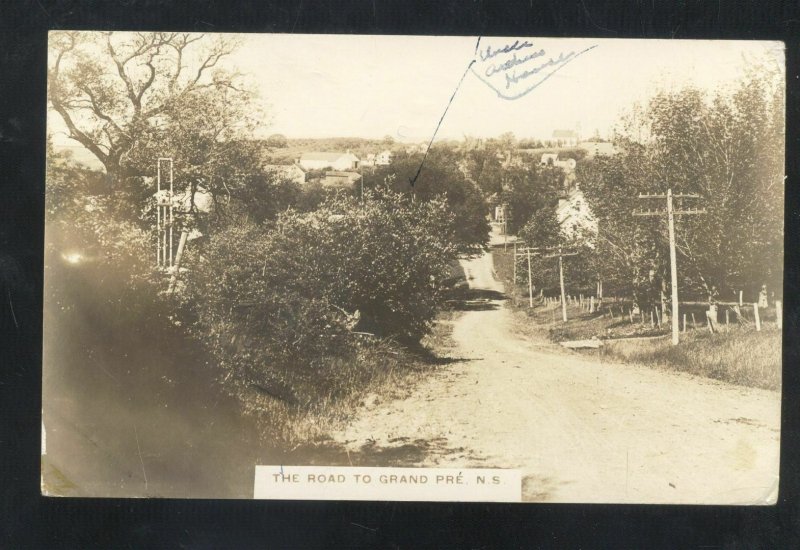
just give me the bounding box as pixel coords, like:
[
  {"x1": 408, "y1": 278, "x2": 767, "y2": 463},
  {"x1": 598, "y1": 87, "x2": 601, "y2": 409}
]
[{"x1": 232, "y1": 35, "x2": 782, "y2": 142}]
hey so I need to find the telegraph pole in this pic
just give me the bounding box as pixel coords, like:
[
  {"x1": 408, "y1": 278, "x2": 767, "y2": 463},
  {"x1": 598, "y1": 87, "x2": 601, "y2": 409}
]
[
  {"x1": 540, "y1": 246, "x2": 579, "y2": 322},
  {"x1": 527, "y1": 247, "x2": 533, "y2": 307},
  {"x1": 635, "y1": 189, "x2": 705, "y2": 345},
  {"x1": 514, "y1": 245, "x2": 538, "y2": 308}
]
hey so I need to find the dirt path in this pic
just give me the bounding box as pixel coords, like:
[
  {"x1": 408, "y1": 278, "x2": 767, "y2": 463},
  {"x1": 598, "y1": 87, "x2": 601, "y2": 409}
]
[{"x1": 333, "y1": 252, "x2": 781, "y2": 504}]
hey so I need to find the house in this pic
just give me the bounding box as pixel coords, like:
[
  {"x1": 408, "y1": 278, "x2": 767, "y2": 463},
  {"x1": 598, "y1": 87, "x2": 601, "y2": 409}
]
[
  {"x1": 264, "y1": 163, "x2": 307, "y2": 185},
  {"x1": 321, "y1": 170, "x2": 362, "y2": 188},
  {"x1": 298, "y1": 151, "x2": 360, "y2": 171},
  {"x1": 557, "y1": 188, "x2": 597, "y2": 242},
  {"x1": 375, "y1": 149, "x2": 393, "y2": 166},
  {"x1": 552, "y1": 129, "x2": 579, "y2": 147},
  {"x1": 361, "y1": 154, "x2": 377, "y2": 168},
  {"x1": 554, "y1": 159, "x2": 596, "y2": 242}
]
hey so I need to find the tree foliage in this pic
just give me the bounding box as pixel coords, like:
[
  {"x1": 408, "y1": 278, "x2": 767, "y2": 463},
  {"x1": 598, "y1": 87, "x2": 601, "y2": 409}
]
[
  {"x1": 362, "y1": 148, "x2": 490, "y2": 253},
  {"x1": 581, "y1": 70, "x2": 784, "y2": 302},
  {"x1": 187, "y1": 189, "x2": 463, "y2": 399}
]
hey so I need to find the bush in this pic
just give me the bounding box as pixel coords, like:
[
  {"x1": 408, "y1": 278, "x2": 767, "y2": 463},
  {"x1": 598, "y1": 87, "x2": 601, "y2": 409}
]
[{"x1": 186, "y1": 188, "x2": 462, "y2": 409}]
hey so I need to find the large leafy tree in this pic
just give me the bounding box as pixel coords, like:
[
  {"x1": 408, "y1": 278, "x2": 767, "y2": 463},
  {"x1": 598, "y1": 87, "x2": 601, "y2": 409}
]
[
  {"x1": 48, "y1": 31, "x2": 247, "y2": 190},
  {"x1": 581, "y1": 68, "x2": 784, "y2": 303},
  {"x1": 362, "y1": 148, "x2": 490, "y2": 253}
]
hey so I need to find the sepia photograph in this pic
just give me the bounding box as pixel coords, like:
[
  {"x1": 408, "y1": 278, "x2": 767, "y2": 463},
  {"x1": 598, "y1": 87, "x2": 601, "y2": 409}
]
[{"x1": 42, "y1": 32, "x2": 784, "y2": 503}]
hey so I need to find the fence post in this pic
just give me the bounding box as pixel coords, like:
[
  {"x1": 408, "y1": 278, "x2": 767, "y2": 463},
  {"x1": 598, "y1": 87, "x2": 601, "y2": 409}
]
[
  {"x1": 753, "y1": 303, "x2": 761, "y2": 331},
  {"x1": 682, "y1": 313, "x2": 686, "y2": 333},
  {"x1": 776, "y1": 300, "x2": 783, "y2": 329},
  {"x1": 739, "y1": 290, "x2": 743, "y2": 306}
]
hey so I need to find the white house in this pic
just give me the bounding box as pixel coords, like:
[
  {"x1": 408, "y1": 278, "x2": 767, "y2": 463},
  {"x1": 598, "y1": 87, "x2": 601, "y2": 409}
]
[
  {"x1": 264, "y1": 163, "x2": 307, "y2": 185},
  {"x1": 552, "y1": 129, "x2": 579, "y2": 147},
  {"x1": 361, "y1": 153, "x2": 377, "y2": 168},
  {"x1": 299, "y1": 152, "x2": 360, "y2": 171},
  {"x1": 375, "y1": 149, "x2": 393, "y2": 166},
  {"x1": 557, "y1": 188, "x2": 597, "y2": 243}
]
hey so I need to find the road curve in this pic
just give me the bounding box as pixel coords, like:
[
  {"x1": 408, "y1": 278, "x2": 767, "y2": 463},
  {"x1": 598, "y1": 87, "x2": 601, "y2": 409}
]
[{"x1": 333, "y1": 252, "x2": 781, "y2": 503}]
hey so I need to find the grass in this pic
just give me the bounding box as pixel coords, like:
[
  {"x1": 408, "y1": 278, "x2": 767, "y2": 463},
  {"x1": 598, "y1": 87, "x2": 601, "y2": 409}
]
[
  {"x1": 599, "y1": 326, "x2": 782, "y2": 391},
  {"x1": 237, "y1": 311, "x2": 458, "y2": 448},
  {"x1": 492, "y1": 247, "x2": 782, "y2": 392}
]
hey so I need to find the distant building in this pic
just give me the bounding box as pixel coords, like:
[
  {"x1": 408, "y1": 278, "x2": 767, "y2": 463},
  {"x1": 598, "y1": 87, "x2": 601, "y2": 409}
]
[
  {"x1": 321, "y1": 170, "x2": 362, "y2": 188},
  {"x1": 361, "y1": 153, "x2": 377, "y2": 168},
  {"x1": 375, "y1": 149, "x2": 393, "y2": 166},
  {"x1": 557, "y1": 189, "x2": 597, "y2": 242},
  {"x1": 264, "y1": 163, "x2": 307, "y2": 185},
  {"x1": 298, "y1": 152, "x2": 360, "y2": 171},
  {"x1": 552, "y1": 129, "x2": 579, "y2": 147}
]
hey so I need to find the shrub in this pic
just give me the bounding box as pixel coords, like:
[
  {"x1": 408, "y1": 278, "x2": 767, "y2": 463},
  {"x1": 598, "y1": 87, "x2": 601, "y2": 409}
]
[{"x1": 186, "y1": 188, "x2": 461, "y2": 409}]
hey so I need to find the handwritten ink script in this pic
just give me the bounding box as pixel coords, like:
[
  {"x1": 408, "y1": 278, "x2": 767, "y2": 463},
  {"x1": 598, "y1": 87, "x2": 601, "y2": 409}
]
[{"x1": 470, "y1": 38, "x2": 597, "y2": 100}]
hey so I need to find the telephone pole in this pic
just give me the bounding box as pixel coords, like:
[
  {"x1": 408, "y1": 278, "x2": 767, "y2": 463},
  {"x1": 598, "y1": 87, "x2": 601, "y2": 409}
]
[
  {"x1": 634, "y1": 189, "x2": 705, "y2": 345},
  {"x1": 540, "y1": 246, "x2": 579, "y2": 322},
  {"x1": 513, "y1": 244, "x2": 538, "y2": 308}
]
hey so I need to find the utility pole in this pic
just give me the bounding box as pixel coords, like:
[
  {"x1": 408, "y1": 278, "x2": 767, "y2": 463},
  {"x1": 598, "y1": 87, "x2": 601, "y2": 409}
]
[
  {"x1": 514, "y1": 245, "x2": 538, "y2": 308},
  {"x1": 527, "y1": 247, "x2": 533, "y2": 307},
  {"x1": 540, "y1": 246, "x2": 579, "y2": 322},
  {"x1": 634, "y1": 189, "x2": 705, "y2": 345}
]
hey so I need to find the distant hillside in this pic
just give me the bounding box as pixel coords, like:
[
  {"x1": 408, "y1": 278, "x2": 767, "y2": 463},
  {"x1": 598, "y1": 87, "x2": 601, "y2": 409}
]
[{"x1": 260, "y1": 137, "x2": 410, "y2": 164}]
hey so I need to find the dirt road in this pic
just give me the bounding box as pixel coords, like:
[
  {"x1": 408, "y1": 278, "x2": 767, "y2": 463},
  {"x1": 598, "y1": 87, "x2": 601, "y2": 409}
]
[{"x1": 333, "y1": 252, "x2": 781, "y2": 504}]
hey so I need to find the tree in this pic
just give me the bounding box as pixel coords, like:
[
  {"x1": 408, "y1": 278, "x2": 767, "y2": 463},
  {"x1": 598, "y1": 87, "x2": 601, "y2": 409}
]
[
  {"x1": 266, "y1": 133, "x2": 288, "y2": 148},
  {"x1": 581, "y1": 68, "x2": 784, "y2": 303},
  {"x1": 362, "y1": 148, "x2": 490, "y2": 253},
  {"x1": 48, "y1": 31, "x2": 245, "y2": 189}
]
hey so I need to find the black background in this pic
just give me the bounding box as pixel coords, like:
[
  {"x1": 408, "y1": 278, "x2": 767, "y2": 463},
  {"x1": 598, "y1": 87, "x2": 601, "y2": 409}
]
[{"x1": 1, "y1": 1, "x2": 799, "y2": 547}]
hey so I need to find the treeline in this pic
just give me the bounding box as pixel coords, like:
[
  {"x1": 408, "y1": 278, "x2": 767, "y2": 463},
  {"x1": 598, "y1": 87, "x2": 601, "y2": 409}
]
[{"x1": 510, "y1": 69, "x2": 784, "y2": 308}]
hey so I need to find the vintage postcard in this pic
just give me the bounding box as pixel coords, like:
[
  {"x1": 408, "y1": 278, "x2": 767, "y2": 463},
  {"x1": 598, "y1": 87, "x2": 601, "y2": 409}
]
[{"x1": 43, "y1": 32, "x2": 783, "y2": 503}]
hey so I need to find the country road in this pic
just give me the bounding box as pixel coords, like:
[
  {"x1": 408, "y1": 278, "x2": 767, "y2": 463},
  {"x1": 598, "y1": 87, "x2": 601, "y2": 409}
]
[{"x1": 332, "y1": 252, "x2": 781, "y2": 504}]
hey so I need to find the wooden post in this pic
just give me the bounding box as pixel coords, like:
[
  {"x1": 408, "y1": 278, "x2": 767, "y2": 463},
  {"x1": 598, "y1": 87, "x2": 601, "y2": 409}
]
[
  {"x1": 725, "y1": 309, "x2": 729, "y2": 326},
  {"x1": 682, "y1": 313, "x2": 687, "y2": 333},
  {"x1": 629, "y1": 308, "x2": 634, "y2": 324},
  {"x1": 739, "y1": 290, "x2": 743, "y2": 306},
  {"x1": 753, "y1": 303, "x2": 761, "y2": 331},
  {"x1": 590, "y1": 296, "x2": 595, "y2": 313},
  {"x1": 666, "y1": 189, "x2": 680, "y2": 345},
  {"x1": 512, "y1": 241, "x2": 517, "y2": 292},
  {"x1": 691, "y1": 312, "x2": 696, "y2": 328},
  {"x1": 776, "y1": 300, "x2": 783, "y2": 329},
  {"x1": 559, "y1": 253, "x2": 568, "y2": 322},
  {"x1": 706, "y1": 311, "x2": 715, "y2": 333},
  {"x1": 650, "y1": 309, "x2": 655, "y2": 327},
  {"x1": 527, "y1": 248, "x2": 533, "y2": 308},
  {"x1": 167, "y1": 229, "x2": 190, "y2": 294}
]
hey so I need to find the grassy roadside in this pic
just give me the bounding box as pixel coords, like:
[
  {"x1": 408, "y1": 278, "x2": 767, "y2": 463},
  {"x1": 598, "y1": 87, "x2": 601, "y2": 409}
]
[
  {"x1": 493, "y1": 247, "x2": 782, "y2": 392},
  {"x1": 243, "y1": 291, "x2": 466, "y2": 448}
]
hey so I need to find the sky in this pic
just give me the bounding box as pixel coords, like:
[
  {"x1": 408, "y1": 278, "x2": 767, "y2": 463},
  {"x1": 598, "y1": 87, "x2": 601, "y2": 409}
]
[
  {"x1": 232, "y1": 35, "x2": 783, "y2": 142},
  {"x1": 49, "y1": 33, "x2": 784, "y2": 152}
]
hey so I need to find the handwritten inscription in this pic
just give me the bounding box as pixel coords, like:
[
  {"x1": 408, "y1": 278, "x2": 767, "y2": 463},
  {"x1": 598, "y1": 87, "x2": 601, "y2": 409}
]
[{"x1": 471, "y1": 38, "x2": 598, "y2": 100}]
